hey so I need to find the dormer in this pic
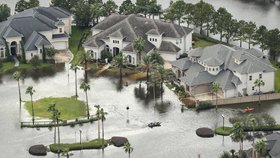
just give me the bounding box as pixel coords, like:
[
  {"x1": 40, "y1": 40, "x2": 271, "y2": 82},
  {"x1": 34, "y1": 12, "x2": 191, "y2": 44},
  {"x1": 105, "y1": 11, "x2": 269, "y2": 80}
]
[
  {"x1": 108, "y1": 29, "x2": 125, "y2": 45},
  {"x1": 55, "y1": 20, "x2": 65, "y2": 34},
  {"x1": 234, "y1": 51, "x2": 246, "y2": 65},
  {"x1": 146, "y1": 29, "x2": 162, "y2": 48},
  {"x1": 203, "y1": 58, "x2": 223, "y2": 75},
  {"x1": 3, "y1": 26, "x2": 23, "y2": 42}
]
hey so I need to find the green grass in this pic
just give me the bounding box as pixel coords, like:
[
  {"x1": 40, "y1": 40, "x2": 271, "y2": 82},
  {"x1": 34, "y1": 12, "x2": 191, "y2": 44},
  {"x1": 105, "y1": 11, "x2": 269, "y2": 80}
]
[
  {"x1": 25, "y1": 97, "x2": 87, "y2": 120},
  {"x1": 193, "y1": 38, "x2": 217, "y2": 48},
  {"x1": 271, "y1": 61, "x2": 280, "y2": 92},
  {"x1": 0, "y1": 62, "x2": 52, "y2": 74},
  {"x1": 49, "y1": 139, "x2": 109, "y2": 153},
  {"x1": 192, "y1": 32, "x2": 229, "y2": 48},
  {"x1": 215, "y1": 127, "x2": 234, "y2": 136},
  {"x1": 69, "y1": 26, "x2": 90, "y2": 64}
]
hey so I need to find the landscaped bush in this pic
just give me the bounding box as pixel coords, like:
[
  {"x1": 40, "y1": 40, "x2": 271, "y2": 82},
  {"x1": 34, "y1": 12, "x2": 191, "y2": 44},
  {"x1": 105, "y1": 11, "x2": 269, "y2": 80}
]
[
  {"x1": 215, "y1": 127, "x2": 234, "y2": 136},
  {"x1": 196, "y1": 102, "x2": 214, "y2": 111},
  {"x1": 101, "y1": 50, "x2": 112, "y2": 62},
  {"x1": 29, "y1": 55, "x2": 41, "y2": 68}
]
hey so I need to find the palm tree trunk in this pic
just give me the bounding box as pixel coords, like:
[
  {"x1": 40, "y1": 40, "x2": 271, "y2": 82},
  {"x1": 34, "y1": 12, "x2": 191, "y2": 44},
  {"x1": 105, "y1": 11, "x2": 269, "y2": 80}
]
[
  {"x1": 146, "y1": 69, "x2": 149, "y2": 83},
  {"x1": 57, "y1": 119, "x2": 61, "y2": 155},
  {"x1": 258, "y1": 86, "x2": 261, "y2": 105},
  {"x1": 220, "y1": 33, "x2": 222, "y2": 41},
  {"x1": 102, "y1": 120, "x2": 104, "y2": 152},
  {"x1": 54, "y1": 125, "x2": 56, "y2": 144},
  {"x1": 31, "y1": 95, "x2": 34, "y2": 125},
  {"x1": 86, "y1": 91, "x2": 89, "y2": 119},
  {"x1": 75, "y1": 70, "x2": 78, "y2": 98},
  {"x1": 84, "y1": 61, "x2": 88, "y2": 83},
  {"x1": 129, "y1": 152, "x2": 130, "y2": 158},
  {"x1": 249, "y1": 38, "x2": 251, "y2": 49},
  {"x1": 98, "y1": 119, "x2": 100, "y2": 139},
  {"x1": 17, "y1": 81, "x2": 21, "y2": 107},
  {"x1": 240, "y1": 40, "x2": 242, "y2": 47},
  {"x1": 120, "y1": 67, "x2": 123, "y2": 80},
  {"x1": 215, "y1": 93, "x2": 218, "y2": 110}
]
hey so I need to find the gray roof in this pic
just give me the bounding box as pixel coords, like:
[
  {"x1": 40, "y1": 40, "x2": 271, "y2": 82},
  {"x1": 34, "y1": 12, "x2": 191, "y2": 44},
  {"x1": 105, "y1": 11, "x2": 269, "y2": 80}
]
[
  {"x1": 84, "y1": 14, "x2": 192, "y2": 54},
  {"x1": 171, "y1": 57, "x2": 192, "y2": 70},
  {"x1": 158, "y1": 41, "x2": 180, "y2": 53},
  {"x1": 146, "y1": 29, "x2": 161, "y2": 35},
  {"x1": 203, "y1": 57, "x2": 223, "y2": 67},
  {"x1": 0, "y1": 7, "x2": 70, "y2": 52},
  {"x1": 266, "y1": 133, "x2": 280, "y2": 158},
  {"x1": 215, "y1": 71, "x2": 241, "y2": 90},
  {"x1": 188, "y1": 48, "x2": 203, "y2": 57}
]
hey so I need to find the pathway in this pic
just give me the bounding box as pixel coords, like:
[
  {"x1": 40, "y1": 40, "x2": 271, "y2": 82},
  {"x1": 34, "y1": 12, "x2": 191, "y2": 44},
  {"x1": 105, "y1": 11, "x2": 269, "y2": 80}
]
[
  {"x1": 127, "y1": 72, "x2": 146, "y2": 80},
  {"x1": 94, "y1": 63, "x2": 111, "y2": 77}
]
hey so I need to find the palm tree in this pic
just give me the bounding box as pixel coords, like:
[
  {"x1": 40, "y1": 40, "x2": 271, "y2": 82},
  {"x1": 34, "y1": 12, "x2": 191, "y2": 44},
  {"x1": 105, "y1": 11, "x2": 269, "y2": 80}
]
[
  {"x1": 100, "y1": 108, "x2": 108, "y2": 151},
  {"x1": 250, "y1": 117, "x2": 257, "y2": 145},
  {"x1": 112, "y1": 52, "x2": 128, "y2": 80},
  {"x1": 13, "y1": 71, "x2": 22, "y2": 107},
  {"x1": 80, "y1": 81, "x2": 90, "y2": 119},
  {"x1": 94, "y1": 105, "x2": 101, "y2": 139},
  {"x1": 78, "y1": 51, "x2": 91, "y2": 83},
  {"x1": 254, "y1": 139, "x2": 267, "y2": 158},
  {"x1": 48, "y1": 103, "x2": 61, "y2": 154},
  {"x1": 210, "y1": 82, "x2": 220, "y2": 110},
  {"x1": 231, "y1": 122, "x2": 245, "y2": 158},
  {"x1": 149, "y1": 50, "x2": 164, "y2": 65},
  {"x1": 254, "y1": 79, "x2": 265, "y2": 105},
  {"x1": 70, "y1": 63, "x2": 79, "y2": 98},
  {"x1": 123, "y1": 142, "x2": 133, "y2": 158},
  {"x1": 133, "y1": 36, "x2": 144, "y2": 65},
  {"x1": 26, "y1": 86, "x2": 35, "y2": 125},
  {"x1": 219, "y1": 151, "x2": 231, "y2": 158},
  {"x1": 141, "y1": 54, "x2": 155, "y2": 83}
]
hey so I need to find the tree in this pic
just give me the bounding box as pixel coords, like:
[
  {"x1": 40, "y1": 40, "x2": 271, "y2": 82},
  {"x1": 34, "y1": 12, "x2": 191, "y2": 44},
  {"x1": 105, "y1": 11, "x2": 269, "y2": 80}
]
[
  {"x1": 219, "y1": 151, "x2": 231, "y2": 158},
  {"x1": 147, "y1": 0, "x2": 161, "y2": 19},
  {"x1": 164, "y1": 0, "x2": 186, "y2": 25},
  {"x1": 123, "y1": 142, "x2": 133, "y2": 158},
  {"x1": 264, "y1": 28, "x2": 280, "y2": 61},
  {"x1": 26, "y1": 86, "x2": 35, "y2": 125},
  {"x1": 244, "y1": 21, "x2": 256, "y2": 49},
  {"x1": 45, "y1": 47, "x2": 58, "y2": 60},
  {"x1": 211, "y1": 7, "x2": 232, "y2": 42},
  {"x1": 135, "y1": 0, "x2": 149, "y2": 17},
  {"x1": 51, "y1": 0, "x2": 82, "y2": 11},
  {"x1": 90, "y1": 2, "x2": 104, "y2": 24},
  {"x1": 119, "y1": 0, "x2": 135, "y2": 15},
  {"x1": 42, "y1": 45, "x2": 46, "y2": 63},
  {"x1": 100, "y1": 108, "x2": 108, "y2": 151},
  {"x1": 20, "y1": 41, "x2": 27, "y2": 64},
  {"x1": 253, "y1": 25, "x2": 268, "y2": 52},
  {"x1": 78, "y1": 51, "x2": 91, "y2": 82},
  {"x1": 80, "y1": 81, "x2": 90, "y2": 119},
  {"x1": 192, "y1": 1, "x2": 215, "y2": 35},
  {"x1": 0, "y1": 4, "x2": 10, "y2": 22},
  {"x1": 254, "y1": 140, "x2": 267, "y2": 158},
  {"x1": 103, "y1": 0, "x2": 118, "y2": 17},
  {"x1": 141, "y1": 54, "x2": 155, "y2": 83},
  {"x1": 231, "y1": 122, "x2": 246, "y2": 158},
  {"x1": 74, "y1": 2, "x2": 93, "y2": 27},
  {"x1": 112, "y1": 52, "x2": 128, "y2": 80},
  {"x1": 30, "y1": 55, "x2": 41, "y2": 68},
  {"x1": 13, "y1": 71, "x2": 22, "y2": 107},
  {"x1": 210, "y1": 82, "x2": 220, "y2": 110},
  {"x1": 88, "y1": 0, "x2": 102, "y2": 4},
  {"x1": 48, "y1": 103, "x2": 61, "y2": 153},
  {"x1": 15, "y1": 0, "x2": 29, "y2": 12},
  {"x1": 223, "y1": 18, "x2": 238, "y2": 44},
  {"x1": 149, "y1": 51, "x2": 164, "y2": 65},
  {"x1": 28, "y1": 0, "x2": 40, "y2": 8},
  {"x1": 94, "y1": 105, "x2": 101, "y2": 139},
  {"x1": 235, "y1": 20, "x2": 247, "y2": 47},
  {"x1": 133, "y1": 36, "x2": 145, "y2": 65},
  {"x1": 250, "y1": 117, "x2": 257, "y2": 145},
  {"x1": 153, "y1": 65, "x2": 170, "y2": 101},
  {"x1": 182, "y1": 3, "x2": 194, "y2": 27},
  {"x1": 254, "y1": 79, "x2": 265, "y2": 105},
  {"x1": 70, "y1": 63, "x2": 79, "y2": 98}
]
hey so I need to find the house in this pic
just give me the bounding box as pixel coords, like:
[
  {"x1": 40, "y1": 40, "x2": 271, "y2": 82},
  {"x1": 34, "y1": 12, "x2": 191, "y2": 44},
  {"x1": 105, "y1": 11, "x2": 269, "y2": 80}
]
[
  {"x1": 265, "y1": 132, "x2": 280, "y2": 158},
  {"x1": 83, "y1": 14, "x2": 193, "y2": 65},
  {"x1": 171, "y1": 44, "x2": 276, "y2": 98},
  {"x1": 0, "y1": 7, "x2": 72, "y2": 60}
]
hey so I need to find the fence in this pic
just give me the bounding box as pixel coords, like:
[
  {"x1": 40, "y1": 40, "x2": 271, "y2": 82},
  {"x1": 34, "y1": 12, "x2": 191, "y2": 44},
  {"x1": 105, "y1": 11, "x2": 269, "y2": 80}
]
[{"x1": 201, "y1": 93, "x2": 280, "y2": 106}]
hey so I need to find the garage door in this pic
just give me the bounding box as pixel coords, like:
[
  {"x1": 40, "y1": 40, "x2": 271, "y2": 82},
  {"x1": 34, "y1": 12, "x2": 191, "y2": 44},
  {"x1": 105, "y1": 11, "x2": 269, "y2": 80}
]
[{"x1": 52, "y1": 42, "x2": 68, "y2": 50}]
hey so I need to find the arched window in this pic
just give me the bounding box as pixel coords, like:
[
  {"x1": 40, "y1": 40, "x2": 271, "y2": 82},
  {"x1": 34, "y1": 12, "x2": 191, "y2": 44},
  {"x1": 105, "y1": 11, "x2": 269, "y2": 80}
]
[{"x1": 127, "y1": 55, "x2": 132, "y2": 63}]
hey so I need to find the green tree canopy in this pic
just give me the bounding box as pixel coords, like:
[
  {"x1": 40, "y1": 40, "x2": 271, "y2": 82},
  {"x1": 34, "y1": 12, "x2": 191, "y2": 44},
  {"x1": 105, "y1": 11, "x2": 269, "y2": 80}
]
[
  {"x1": 28, "y1": 0, "x2": 40, "y2": 8},
  {"x1": 211, "y1": 7, "x2": 232, "y2": 41},
  {"x1": 119, "y1": 0, "x2": 135, "y2": 15},
  {"x1": 103, "y1": 0, "x2": 118, "y2": 17},
  {"x1": 264, "y1": 28, "x2": 280, "y2": 60},
  {"x1": 253, "y1": 25, "x2": 268, "y2": 52},
  {"x1": 135, "y1": 0, "x2": 149, "y2": 17},
  {"x1": 164, "y1": 0, "x2": 187, "y2": 25},
  {"x1": 74, "y1": 2, "x2": 93, "y2": 27},
  {"x1": 0, "y1": 4, "x2": 10, "y2": 22},
  {"x1": 147, "y1": 0, "x2": 161, "y2": 19},
  {"x1": 15, "y1": 0, "x2": 29, "y2": 12}
]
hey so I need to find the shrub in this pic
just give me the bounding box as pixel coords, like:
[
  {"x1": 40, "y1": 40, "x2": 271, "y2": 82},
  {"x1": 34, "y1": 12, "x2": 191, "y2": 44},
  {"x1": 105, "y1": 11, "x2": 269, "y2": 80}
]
[
  {"x1": 46, "y1": 47, "x2": 58, "y2": 59},
  {"x1": 196, "y1": 102, "x2": 213, "y2": 111},
  {"x1": 261, "y1": 113, "x2": 276, "y2": 127},
  {"x1": 101, "y1": 50, "x2": 112, "y2": 62},
  {"x1": 30, "y1": 55, "x2": 41, "y2": 68}
]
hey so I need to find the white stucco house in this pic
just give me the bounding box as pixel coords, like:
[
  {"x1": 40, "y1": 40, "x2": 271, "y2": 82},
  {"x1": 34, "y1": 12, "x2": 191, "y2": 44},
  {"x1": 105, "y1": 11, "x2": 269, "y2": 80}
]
[
  {"x1": 171, "y1": 44, "x2": 276, "y2": 98},
  {"x1": 0, "y1": 7, "x2": 72, "y2": 61},
  {"x1": 83, "y1": 14, "x2": 193, "y2": 65}
]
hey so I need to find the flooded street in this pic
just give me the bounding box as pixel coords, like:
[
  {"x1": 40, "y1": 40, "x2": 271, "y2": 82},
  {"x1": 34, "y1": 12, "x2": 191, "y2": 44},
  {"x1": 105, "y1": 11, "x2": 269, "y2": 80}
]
[{"x1": 0, "y1": 64, "x2": 280, "y2": 157}]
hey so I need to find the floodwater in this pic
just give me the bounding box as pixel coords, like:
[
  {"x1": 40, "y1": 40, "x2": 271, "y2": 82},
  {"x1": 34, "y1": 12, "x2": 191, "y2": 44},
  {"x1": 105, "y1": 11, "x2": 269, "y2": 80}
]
[{"x1": 0, "y1": 63, "x2": 280, "y2": 158}]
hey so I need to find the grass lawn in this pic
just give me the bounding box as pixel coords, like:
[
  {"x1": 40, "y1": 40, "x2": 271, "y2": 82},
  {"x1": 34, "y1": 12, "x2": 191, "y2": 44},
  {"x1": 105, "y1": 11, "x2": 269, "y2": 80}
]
[
  {"x1": 25, "y1": 97, "x2": 87, "y2": 120},
  {"x1": 0, "y1": 62, "x2": 53, "y2": 75},
  {"x1": 50, "y1": 139, "x2": 109, "y2": 153},
  {"x1": 215, "y1": 127, "x2": 234, "y2": 136},
  {"x1": 69, "y1": 26, "x2": 90, "y2": 64},
  {"x1": 193, "y1": 38, "x2": 217, "y2": 48},
  {"x1": 271, "y1": 61, "x2": 280, "y2": 92}
]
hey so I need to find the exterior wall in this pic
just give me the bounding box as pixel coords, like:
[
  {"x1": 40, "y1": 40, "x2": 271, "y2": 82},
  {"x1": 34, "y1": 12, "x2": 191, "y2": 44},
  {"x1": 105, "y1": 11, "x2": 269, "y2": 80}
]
[
  {"x1": 162, "y1": 37, "x2": 183, "y2": 54},
  {"x1": 0, "y1": 46, "x2": 5, "y2": 59},
  {"x1": 52, "y1": 26, "x2": 65, "y2": 35},
  {"x1": 206, "y1": 66, "x2": 220, "y2": 75},
  {"x1": 159, "y1": 51, "x2": 176, "y2": 61},
  {"x1": 104, "y1": 36, "x2": 125, "y2": 56},
  {"x1": 26, "y1": 50, "x2": 39, "y2": 60},
  {"x1": 245, "y1": 72, "x2": 275, "y2": 95},
  {"x1": 190, "y1": 84, "x2": 210, "y2": 95},
  {"x1": 123, "y1": 51, "x2": 137, "y2": 65},
  {"x1": 184, "y1": 32, "x2": 192, "y2": 52},
  {"x1": 224, "y1": 89, "x2": 237, "y2": 98},
  {"x1": 39, "y1": 30, "x2": 53, "y2": 42},
  {"x1": 147, "y1": 34, "x2": 162, "y2": 48},
  {"x1": 61, "y1": 17, "x2": 72, "y2": 34}
]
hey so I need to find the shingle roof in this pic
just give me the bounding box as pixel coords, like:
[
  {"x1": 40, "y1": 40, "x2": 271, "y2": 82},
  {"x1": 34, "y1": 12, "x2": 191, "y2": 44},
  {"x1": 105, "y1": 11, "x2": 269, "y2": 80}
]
[
  {"x1": 171, "y1": 57, "x2": 192, "y2": 70},
  {"x1": 266, "y1": 133, "x2": 280, "y2": 158},
  {"x1": 84, "y1": 14, "x2": 192, "y2": 54},
  {"x1": 146, "y1": 29, "x2": 160, "y2": 35},
  {"x1": 158, "y1": 41, "x2": 180, "y2": 53},
  {"x1": 24, "y1": 31, "x2": 51, "y2": 51},
  {"x1": 3, "y1": 26, "x2": 23, "y2": 38},
  {"x1": 203, "y1": 57, "x2": 223, "y2": 67},
  {"x1": 109, "y1": 29, "x2": 124, "y2": 38}
]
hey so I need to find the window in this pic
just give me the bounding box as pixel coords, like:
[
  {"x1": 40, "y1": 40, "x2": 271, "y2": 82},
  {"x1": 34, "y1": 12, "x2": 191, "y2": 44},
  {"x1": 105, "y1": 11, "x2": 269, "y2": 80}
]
[
  {"x1": 31, "y1": 53, "x2": 33, "y2": 57},
  {"x1": 252, "y1": 86, "x2": 255, "y2": 90},
  {"x1": 155, "y1": 39, "x2": 157, "y2": 42},
  {"x1": 113, "y1": 40, "x2": 119, "y2": 44},
  {"x1": 216, "y1": 68, "x2": 218, "y2": 71},
  {"x1": 213, "y1": 68, "x2": 215, "y2": 71},
  {"x1": 0, "y1": 48, "x2": 4, "y2": 58},
  {"x1": 249, "y1": 75, "x2": 252, "y2": 81},
  {"x1": 40, "y1": 49, "x2": 43, "y2": 54},
  {"x1": 259, "y1": 74, "x2": 262, "y2": 79},
  {"x1": 150, "y1": 38, "x2": 152, "y2": 41},
  {"x1": 59, "y1": 28, "x2": 62, "y2": 33}
]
